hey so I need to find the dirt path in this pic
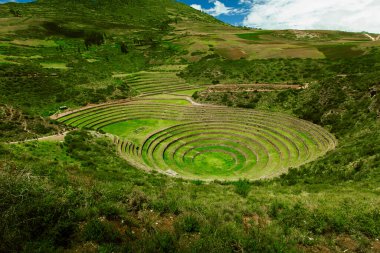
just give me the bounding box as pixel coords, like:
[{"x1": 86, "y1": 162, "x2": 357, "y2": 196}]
[
  {"x1": 185, "y1": 96, "x2": 203, "y2": 106},
  {"x1": 167, "y1": 93, "x2": 219, "y2": 107},
  {"x1": 8, "y1": 132, "x2": 69, "y2": 144},
  {"x1": 363, "y1": 33, "x2": 380, "y2": 41}
]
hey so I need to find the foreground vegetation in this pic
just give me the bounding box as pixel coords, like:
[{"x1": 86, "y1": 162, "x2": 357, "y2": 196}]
[
  {"x1": 0, "y1": 0, "x2": 379, "y2": 252},
  {"x1": 1, "y1": 130, "x2": 379, "y2": 252}
]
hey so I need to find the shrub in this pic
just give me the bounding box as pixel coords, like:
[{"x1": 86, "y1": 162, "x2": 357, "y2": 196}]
[
  {"x1": 191, "y1": 179, "x2": 203, "y2": 185},
  {"x1": 151, "y1": 198, "x2": 180, "y2": 215},
  {"x1": 234, "y1": 179, "x2": 251, "y2": 197},
  {"x1": 84, "y1": 31, "x2": 105, "y2": 49},
  {"x1": 120, "y1": 42, "x2": 128, "y2": 54},
  {"x1": 192, "y1": 91, "x2": 199, "y2": 100},
  {"x1": 175, "y1": 214, "x2": 200, "y2": 233},
  {"x1": 82, "y1": 219, "x2": 122, "y2": 243},
  {"x1": 153, "y1": 231, "x2": 177, "y2": 253},
  {"x1": 127, "y1": 189, "x2": 148, "y2": 212},
  {"x1": 98, "y1": 203, "x2": 122, "y2": 220},
  {"x1": 269, "y1": 200, "x2": 287, "y2": 218},
  {"x1": 0, "y1": 169, "x2": 78, "y2": 252},
  {"x1": 52, "y1": 221, "x2": 78, "y2": 247}
]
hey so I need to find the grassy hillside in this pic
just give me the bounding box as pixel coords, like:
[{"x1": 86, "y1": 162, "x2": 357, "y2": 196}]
[
  {"x1": 0, "y1": 0, "x2": 218, "y2": 115},
  {"x1": 0, "y1": 0, "x2": 380, "y2": 252}
]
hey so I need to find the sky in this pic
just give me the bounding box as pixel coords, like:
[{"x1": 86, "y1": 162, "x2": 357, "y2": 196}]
[
  {"x1": 0, "y1": 0, "x2": 33, "y2": 3},
  {"x1": 177, "y1": 0, "x2": 380, "y2": 33},
  {"x1": 1, "y1": 0, "x2": 380, "y2": 33}
]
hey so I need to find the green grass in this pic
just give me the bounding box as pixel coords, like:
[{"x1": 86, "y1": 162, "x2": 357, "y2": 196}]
[
  {"x1": 191, "y1": 150, "x2": 237, "y2": 174},
  {"x1": 0, "y1": 42, "x2": 11, "y2": 47},
  {"x1": 1, "y1": 130, "x2": 378, "y2": 252},
  {"x1": 40, "y1": 62, "x2": 69, "y2": 69},
  {"x1": 138, "y1": 99, "x2": 191, "y2": 105},
  {"x1": 236, "y1": 31, "x2": 274, "y2": 41},
  {"x1": 316, "y1": 44, "x2": 365, "y2": 59},
  {"x1": 0, "y1": 54, "x2": 44, "y2": 64},
  {"x1": 101, "y1": 118, "x2": 181, "y2": 144},
  {"x1": 171, "y1": 89, "x2": 204, "y2": 96},
  {"x1": 0, "y1": 54, "x2": 17, "y2": 64},
  {"x1": 123, "y1": 71, "x2": 198, "y2": 95},
  {"x1": 10, "y1": 39, "x2": 58, "y2": 47}
]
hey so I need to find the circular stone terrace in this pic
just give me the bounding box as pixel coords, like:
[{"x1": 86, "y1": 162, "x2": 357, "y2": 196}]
[{"x1": 57, "y1": 97, "x2": 337, "y2": 181}]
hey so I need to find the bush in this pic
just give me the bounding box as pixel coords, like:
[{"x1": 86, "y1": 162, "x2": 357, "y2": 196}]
[
  {"x1": 0, "y1": 169, "x2": 78, "y2": 252},
  {"x1": 82, "y1": 219, "x2": 122, "y2": 243},
  {"x1": 191, "y1": 179, "x2": 203, "y2": 185},
  {"x1": 153, "y1": 231, "x2": 177, "y2": 253},
  {"x1": 151, "y1": 198, "x2": 180, "y2": 214},
  {"x1": 192, "y1": 91, "x2": 199, "y2": 100},
  {"x1": 84, "y1": 31, "x2": 105, "y2": 49},
  {"x1": 175, "y1": 214, "x2": 200, "y2": 233},
  {"x1": 233, "y1": 179, "x2": 251, "y2": 197},
  {"x1": 127, "y1": 189, "x2": 148, "y2": 212},
  {"x1": 98, "y1": 203, "x2": 122, "y2": 220}
]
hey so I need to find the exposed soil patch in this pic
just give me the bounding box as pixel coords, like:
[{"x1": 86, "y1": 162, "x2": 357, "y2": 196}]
[
  {"x1": 216, "y1": 47, "x2": 247, "y2": 60},
  {"x1": 243, "y1": 213, "x2": 271, "y2": 231},
  {"x1": 298, "y1": 244, "x2": 331, "y2": 253},
  {"x1": 335, "y1": 235, "x2": 359, "y2": 252},
  {"x1": 371, "y1": 240, "x2": 380, "y2": 253},
  {"x1": 8, "y1": 132, "x2": 68, "y2": 144}
]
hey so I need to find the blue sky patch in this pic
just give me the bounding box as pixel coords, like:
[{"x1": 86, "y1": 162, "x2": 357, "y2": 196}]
[{"x1": 0, "y1": 0, "x2": 34, "y2": 3}]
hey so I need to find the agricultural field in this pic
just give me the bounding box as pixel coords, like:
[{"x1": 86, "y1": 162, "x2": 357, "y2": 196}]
[
  {"x1": 171, "y1": 19, "x2": 378, "y2": 60},
  {"x1": 121, "y1": 71, "x2": 198, "y2": 95}
]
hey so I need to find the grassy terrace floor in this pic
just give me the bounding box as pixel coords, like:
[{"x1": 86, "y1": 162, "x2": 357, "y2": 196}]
[
  {"x1": 121, "y1": 71, "x2": 200, "y2": 96},
  {"x1": 57, "y1": 96, "x2": 336, "y2": 180}
]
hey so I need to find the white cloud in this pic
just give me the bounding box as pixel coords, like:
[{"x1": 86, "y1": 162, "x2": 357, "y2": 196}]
[
  {"x1": 190, "y1": 4, "x2": 203, "y2": 11},
  {"x1": 190, "y1": 1, "x2": 242, "y2": 17},
  {"x1": 243, "y1": 0, "x2": 380, "y2": 33},
  {"x1": 238, "y1": 0, "x2": 253, "y2": 4},
  {"x1": 206, "y1": 0, "x2": 236, "y2": 16}
]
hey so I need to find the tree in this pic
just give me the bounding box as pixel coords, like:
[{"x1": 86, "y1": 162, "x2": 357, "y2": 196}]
[
  {"x1": 120, "y1": 42, "x2": 128, "y2": 54},
  {"x1": 10, "y1": 8, "x2": 21, "y2": 17},
  {"x1": 84, "y1": 32, "x2": 105, "y2": 50}
]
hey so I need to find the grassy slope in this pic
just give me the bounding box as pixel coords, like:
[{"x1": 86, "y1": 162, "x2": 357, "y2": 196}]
[
  {"x1": 0, "y1": 0, "x2": 218, "y2": 115},
  {"x1": 171, "y1": 21, "x2": 375, "y2": 61},
  {"x1": 0, "y1": 0, "x2": 379, "y2": 252},
  {"x1": 1, "y1": 132, "x2": 379, "y2": 252}
]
